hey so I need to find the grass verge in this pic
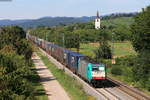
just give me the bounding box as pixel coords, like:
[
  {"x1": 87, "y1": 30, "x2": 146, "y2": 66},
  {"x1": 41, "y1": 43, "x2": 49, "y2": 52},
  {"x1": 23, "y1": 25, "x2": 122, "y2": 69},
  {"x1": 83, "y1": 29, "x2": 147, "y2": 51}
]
[{"x1": 36, "y1": 49, "x2": 95, "y2": 100}]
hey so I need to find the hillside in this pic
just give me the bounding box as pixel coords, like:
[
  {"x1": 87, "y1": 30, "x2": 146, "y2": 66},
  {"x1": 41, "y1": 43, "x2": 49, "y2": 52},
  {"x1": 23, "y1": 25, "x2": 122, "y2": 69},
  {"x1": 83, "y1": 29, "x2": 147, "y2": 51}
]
[
  {"x1": 0, "y1": 19, "x2": 31, "y2": 26},
  {"x1": 101, "y1": 17, "x2": 134, "y2": 27},
  {"x1": 0, "y1": 13, "x2": 136, "y2": 29},
  {"x1": 17, "y1": 17, "x2": 95, "y2": 29}
]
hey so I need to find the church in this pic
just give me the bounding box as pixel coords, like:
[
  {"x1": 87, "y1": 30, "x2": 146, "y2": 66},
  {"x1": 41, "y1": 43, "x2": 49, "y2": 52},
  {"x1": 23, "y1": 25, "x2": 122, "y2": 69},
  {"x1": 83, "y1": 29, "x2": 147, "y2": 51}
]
[{"x1": 95, "y1": 11, "x2": 101, "y2": 29}]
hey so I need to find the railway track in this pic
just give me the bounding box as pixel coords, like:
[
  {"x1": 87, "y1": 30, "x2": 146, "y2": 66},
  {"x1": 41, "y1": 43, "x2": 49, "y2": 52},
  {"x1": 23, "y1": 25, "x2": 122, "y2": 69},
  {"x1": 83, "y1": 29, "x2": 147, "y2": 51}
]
[
  {"x1": 39, "y1": 48, "x2": 150, "y2": 100},
  {"x1": 96, "y1": 88, "x2": 121, "y2": 100},
  {"x1": 107, "y1": 77, "x2": 150, "y2": 100}
]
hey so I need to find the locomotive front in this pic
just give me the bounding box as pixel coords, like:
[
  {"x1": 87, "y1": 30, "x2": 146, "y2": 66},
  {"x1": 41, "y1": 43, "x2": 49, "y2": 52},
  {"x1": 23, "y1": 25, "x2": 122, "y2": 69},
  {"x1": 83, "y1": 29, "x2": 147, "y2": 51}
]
[
  {"x1": 91, "y1": 64, "x2": 106, "y2": 80},
  {"x1": 90, "y1": 64, "x2": 106, "y2": 86}
]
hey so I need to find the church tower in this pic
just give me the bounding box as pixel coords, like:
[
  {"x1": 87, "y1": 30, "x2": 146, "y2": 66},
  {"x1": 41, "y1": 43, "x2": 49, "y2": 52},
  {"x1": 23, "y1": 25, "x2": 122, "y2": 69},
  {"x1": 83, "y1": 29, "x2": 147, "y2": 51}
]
[{"x1": 95, "y1": 11, "x2": 101, "y2": 29}]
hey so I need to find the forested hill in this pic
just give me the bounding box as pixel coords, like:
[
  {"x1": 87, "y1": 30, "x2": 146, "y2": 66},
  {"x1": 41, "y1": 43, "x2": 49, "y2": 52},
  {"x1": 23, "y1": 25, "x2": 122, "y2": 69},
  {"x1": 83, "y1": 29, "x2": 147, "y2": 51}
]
[
  {"x1": 17, "y1": 17, "x2": 95, "y2": 29},
  {"x1": 0, "y1": 12, "x2": 137, "y2": 29},
  {"x1": 0, "y1": 19, "x2": 31, "y2": 26},
  {"x1": 0, "y1": 17, "x2": 95, "y2": 29}
]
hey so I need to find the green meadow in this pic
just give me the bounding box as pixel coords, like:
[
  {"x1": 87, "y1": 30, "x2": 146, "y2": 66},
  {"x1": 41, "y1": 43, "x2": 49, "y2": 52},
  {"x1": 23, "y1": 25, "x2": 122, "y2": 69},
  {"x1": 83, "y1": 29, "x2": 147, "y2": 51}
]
[{"x1": 71, "y1": 41, "x2": 136, "y2": 58}]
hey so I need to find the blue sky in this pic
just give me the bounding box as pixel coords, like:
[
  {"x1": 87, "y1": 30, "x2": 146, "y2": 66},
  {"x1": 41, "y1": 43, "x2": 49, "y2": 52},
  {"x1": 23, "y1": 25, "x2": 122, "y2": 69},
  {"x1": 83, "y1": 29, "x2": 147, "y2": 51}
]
[{"x1": 0, "y1": 0, "x2": 150, "y2": 19}]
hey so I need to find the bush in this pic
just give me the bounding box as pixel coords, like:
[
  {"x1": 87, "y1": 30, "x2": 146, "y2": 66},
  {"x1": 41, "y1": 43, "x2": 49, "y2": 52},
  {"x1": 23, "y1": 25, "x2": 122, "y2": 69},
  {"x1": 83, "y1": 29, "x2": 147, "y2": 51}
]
[
  {"x1": 0, "y1": 26, "x2": 35, "y2": 99},
  {"x1": 132, "y1": 51, "x2": 150, "y2": 90},
  {"x1": 115, "y1": 55, "x2": 136, "y2": 66},
  {"x1": 111, "y1": 66, "x2": 123, "y2": 75},
  {"x1": 95, "y1": 42, "x2": 112, "y2": 59},
  {"x1": 0, "y1": 52, "x2": 35, "y2": 99}
]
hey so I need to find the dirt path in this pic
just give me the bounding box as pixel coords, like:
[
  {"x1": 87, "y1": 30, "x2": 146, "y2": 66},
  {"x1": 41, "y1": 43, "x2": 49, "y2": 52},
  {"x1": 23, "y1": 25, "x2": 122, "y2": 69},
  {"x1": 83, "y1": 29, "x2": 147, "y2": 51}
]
[{"x1": 32, "y1": 53, "x2": 71, "y2": 100}]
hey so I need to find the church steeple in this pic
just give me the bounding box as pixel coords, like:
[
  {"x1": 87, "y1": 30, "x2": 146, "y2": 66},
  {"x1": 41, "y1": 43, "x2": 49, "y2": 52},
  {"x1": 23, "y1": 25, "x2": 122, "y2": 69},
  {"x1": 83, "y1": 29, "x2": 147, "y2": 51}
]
[
  {"x1": 95, "y1": 11, "x2": 101, "y2": 29},
  {"x1": 97, "y1": 11, "x2": 100, "y2": 18}
]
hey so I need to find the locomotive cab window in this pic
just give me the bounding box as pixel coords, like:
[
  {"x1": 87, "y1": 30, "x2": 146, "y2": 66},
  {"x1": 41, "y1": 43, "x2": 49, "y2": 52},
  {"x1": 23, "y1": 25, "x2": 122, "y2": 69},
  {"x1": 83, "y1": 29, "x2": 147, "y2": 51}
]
[
  {"x1": 92, "y1": 67, "x2": 99, "y2": 71},
  {"x1": 92, "y1": 67, "x2": 104, "y2": 71}
]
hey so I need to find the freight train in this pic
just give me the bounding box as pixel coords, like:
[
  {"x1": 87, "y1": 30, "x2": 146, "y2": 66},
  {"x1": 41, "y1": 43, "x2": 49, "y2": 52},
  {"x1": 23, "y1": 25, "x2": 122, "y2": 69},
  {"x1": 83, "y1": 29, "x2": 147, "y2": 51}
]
[{"x1": 27, "y1": 34, "x2": 106, "y2": 86}]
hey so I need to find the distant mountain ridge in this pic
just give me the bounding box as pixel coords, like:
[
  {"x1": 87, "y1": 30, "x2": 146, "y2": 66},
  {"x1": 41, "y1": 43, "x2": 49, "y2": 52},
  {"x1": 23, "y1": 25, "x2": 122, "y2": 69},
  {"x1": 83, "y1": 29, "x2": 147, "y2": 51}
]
[
  {"x1": 0, "y1": 19, "x2": 31, "y2": 26},
  {"x1": 0, "y1": 12, "x2": 137, "y2": 29},
  {"x1": 0, "y1": 17, "x2": 96, "y2": 29}
]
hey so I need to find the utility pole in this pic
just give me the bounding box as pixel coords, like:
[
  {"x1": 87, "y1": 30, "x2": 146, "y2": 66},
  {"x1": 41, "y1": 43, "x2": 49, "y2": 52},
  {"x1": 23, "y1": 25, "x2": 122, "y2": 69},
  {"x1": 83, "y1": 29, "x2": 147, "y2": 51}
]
[
  {"x1": 62, "y1": 32, "x2": 65, "y2": 71},
  {"x1": 112, "y1": 32, "x2": 116, "y2": 64},
  {"x1": 77, "y1": 34, "x2": 80, "y2": 53},
  {"x1": 62, "y1": 33, "x2": 65, "y2": 48},
  {"x1": 74, "y1": 26, "x2": 80, "y2": 53}
]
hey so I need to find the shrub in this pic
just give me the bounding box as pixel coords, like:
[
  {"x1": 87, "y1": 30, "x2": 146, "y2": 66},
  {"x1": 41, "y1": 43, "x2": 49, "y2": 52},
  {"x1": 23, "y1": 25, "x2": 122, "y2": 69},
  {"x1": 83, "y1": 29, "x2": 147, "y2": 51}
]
[
  {"x1": 111, "y1": 66, "x2": 123, "y2": 75},
  {"x1": 0, "y1": 26, "x2": 35, "y2": 99},
  {"x1": 95, "y1": 42, "x2": 112, "y2": 59},
  {"x1": 115, "y1": 55, "x2": 136, "y2": 66},
  {"x1": 132, "y1": 51, "x2": 150, "y2": 90}
]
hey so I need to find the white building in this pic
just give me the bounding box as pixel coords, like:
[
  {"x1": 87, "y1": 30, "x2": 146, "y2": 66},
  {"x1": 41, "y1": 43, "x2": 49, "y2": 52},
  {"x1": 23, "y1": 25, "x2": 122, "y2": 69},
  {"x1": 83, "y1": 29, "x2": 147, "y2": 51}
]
[{"x1": 95, "y1": 11, "x2": 101, "y2": 29}]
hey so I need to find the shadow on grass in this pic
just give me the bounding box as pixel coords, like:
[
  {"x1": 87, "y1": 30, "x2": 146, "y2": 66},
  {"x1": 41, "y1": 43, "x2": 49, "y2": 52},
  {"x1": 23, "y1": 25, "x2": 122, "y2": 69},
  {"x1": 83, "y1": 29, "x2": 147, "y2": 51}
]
[
  {"x1": 40, "y1": 76, "x2": 56, "y2": 82},
  {"x1": 35, "y1": 89, "x2": 48, "y2": 96},
  {"x1": 31, "y1": 67, "x2": 56, "y2": 82},
  {"x1": 29, "y1": 68, "x2": 48, "y2": 99}
]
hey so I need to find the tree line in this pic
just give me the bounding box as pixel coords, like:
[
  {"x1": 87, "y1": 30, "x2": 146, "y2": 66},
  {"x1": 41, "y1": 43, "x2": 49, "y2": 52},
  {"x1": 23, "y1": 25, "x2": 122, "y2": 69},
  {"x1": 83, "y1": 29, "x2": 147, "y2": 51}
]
[
  {"x1": 0, "y1": 26, "x2": 37, "y2": 99},
  {"x1": 102, "y1": 12, "x2": 138, "y2": 20},
  {"x1": 110, "y1": 6, "x2": 150, "y2": 92},
  {"x1": 130, "y1": 6, "x2": 150, "y2": 91},
  {"x1": 29, "y1": 21, "x2": 132, "y2": 47}
]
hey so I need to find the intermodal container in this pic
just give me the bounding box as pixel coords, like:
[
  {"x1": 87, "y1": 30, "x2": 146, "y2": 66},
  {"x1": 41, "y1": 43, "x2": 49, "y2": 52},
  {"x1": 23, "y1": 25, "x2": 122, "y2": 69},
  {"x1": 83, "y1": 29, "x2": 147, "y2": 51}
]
[
  {"x1": 64, "y1": 49, "x2": 73, "y2": 66},
  {"x1": 45, "y1": 42, "x2": 52, "y2": 55},
  {"x1": 37, "y1": 39, "x2": 42, "y2": 48},
  {"x1": 56, "y1": 47, "x2": 64, "y2": 63},
  {"x1": 51, "y1": 44, "x2": 59, "y2": 59},
  {"x1": 68, "y1": 52, "x2": 85, "y2": 72},
  {"x1": 78, "y1": 57, "x2": 90, "y2": 81}
]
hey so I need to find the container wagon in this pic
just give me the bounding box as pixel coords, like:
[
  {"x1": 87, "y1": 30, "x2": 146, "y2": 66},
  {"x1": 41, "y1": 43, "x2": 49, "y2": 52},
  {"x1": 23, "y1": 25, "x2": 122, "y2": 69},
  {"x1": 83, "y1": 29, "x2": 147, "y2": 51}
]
[
  {"x1": 63, "y1": 49, "x2": 73, "y2": 66},
  {"x1": 51, "y1": 44, "x2": 59, "y2": 60},
  {"x1": 68, "y1": 52, "x2": 85, "y2": 73},
  {"x1": 56, "y1": 46, "x2": 64, "y2": 63},
  {"x1": 45, "y1": 43, "x2": 52, "y2": 55}
]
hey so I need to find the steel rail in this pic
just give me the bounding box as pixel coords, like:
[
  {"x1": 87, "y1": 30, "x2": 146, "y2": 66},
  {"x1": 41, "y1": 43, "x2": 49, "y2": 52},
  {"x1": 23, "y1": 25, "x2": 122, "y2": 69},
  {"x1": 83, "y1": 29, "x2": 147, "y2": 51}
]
[
  {"x1": 107, "y1": 77, "x2": 150, "y2": 100},
  {"x1": 96, "y1": 88, "x2": 121, "y2": 100}
]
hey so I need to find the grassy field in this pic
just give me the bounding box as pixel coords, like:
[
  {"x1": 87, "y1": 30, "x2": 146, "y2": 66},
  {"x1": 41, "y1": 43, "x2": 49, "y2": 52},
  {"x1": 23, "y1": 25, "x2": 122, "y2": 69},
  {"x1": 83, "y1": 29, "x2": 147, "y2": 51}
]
[
  {"x1": 71, "y1": 43, "x2": 98, "y2": 58},
  {"x1": 36, "y1": 49, "x2": 95, "y2": 100},
  {"x1": 110, "y1": 42, "x2": 136, "y2": 57},
  {"x1": 71, "y1": 41, "x2": 136, "y2": 58}
]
